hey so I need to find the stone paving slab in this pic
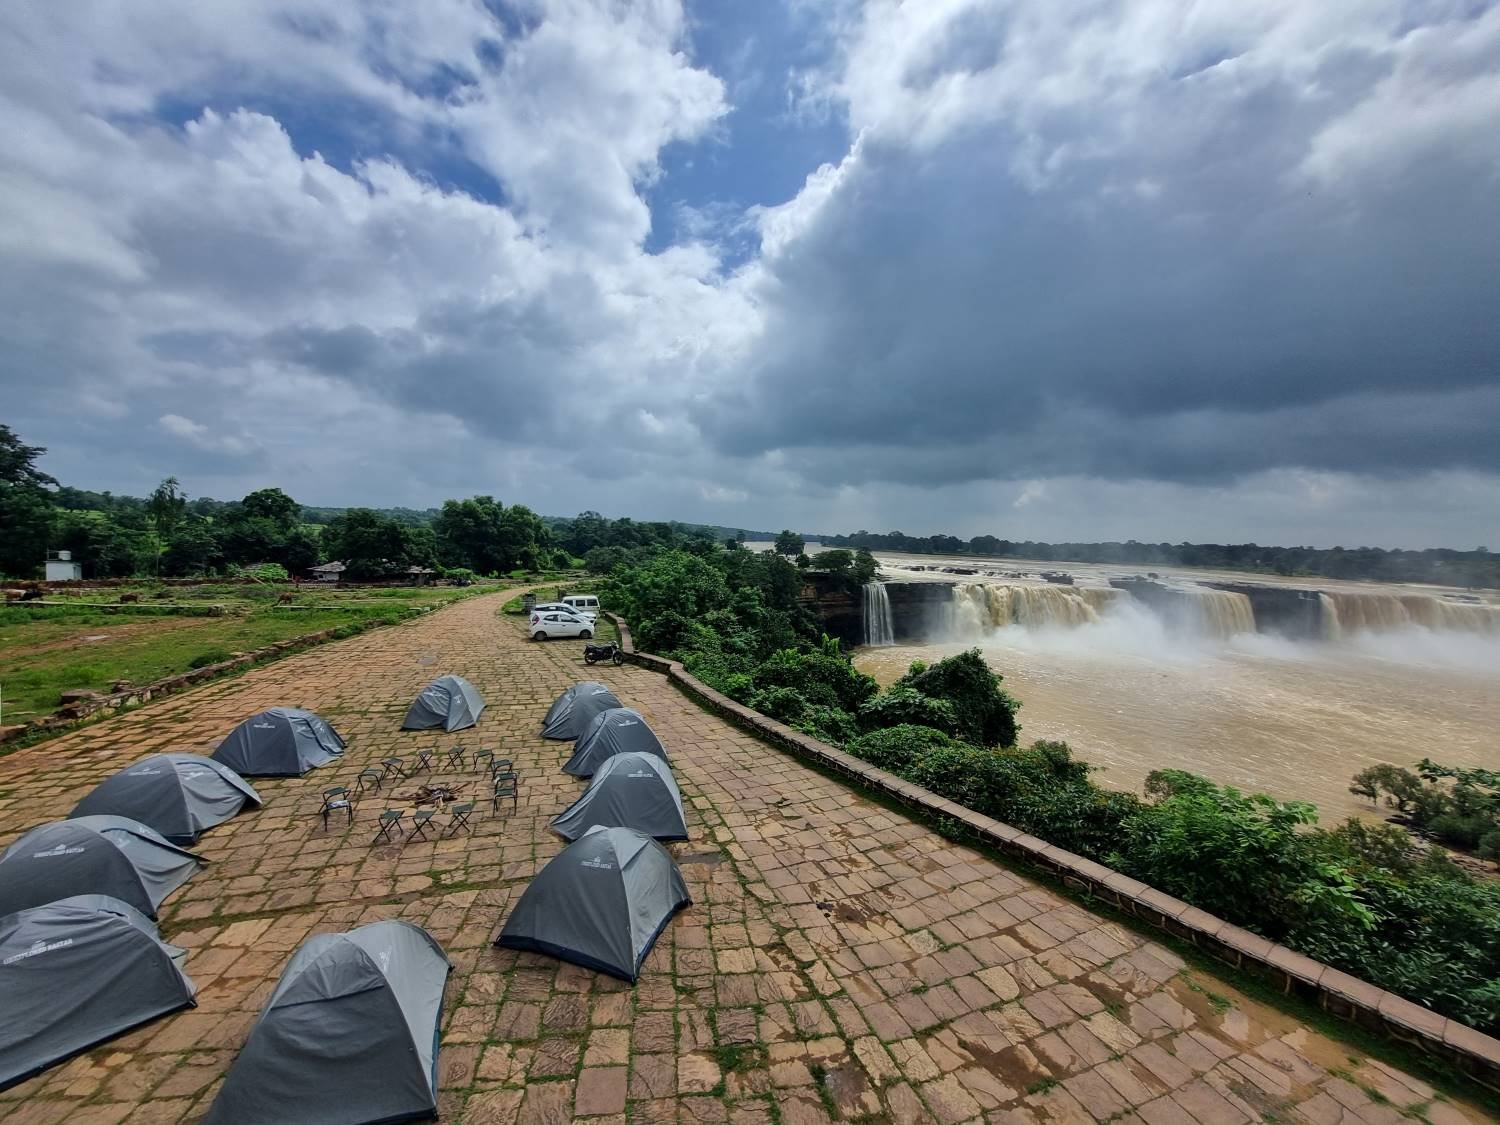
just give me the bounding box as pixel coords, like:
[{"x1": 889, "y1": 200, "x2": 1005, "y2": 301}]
[{"x1": 0, "y1": 590, "x2": 1490, "y2": 1123}]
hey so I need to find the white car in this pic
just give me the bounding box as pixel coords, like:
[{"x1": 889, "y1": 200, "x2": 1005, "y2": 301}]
[
  {"x1": 530, "y1": 609, "x2": 594, "y2": 641},
  {"x1": 531, "y1": 601, "x2": 598, "y2": 623}
]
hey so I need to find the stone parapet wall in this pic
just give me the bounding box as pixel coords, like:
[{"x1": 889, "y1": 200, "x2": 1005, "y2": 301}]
[{"x1": 604, "y1": 613, "x2": 1500, "y2": 1093}]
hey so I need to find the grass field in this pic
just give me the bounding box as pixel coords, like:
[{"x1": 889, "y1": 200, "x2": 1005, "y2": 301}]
[{"x1": 0, "y1": 582, "x2": 493, "y2": 725}]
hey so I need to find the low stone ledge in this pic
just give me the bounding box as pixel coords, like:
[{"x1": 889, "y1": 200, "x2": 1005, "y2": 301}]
[{"x1": 611, "y1": 617, "x2": 1500, "y2": 1090}]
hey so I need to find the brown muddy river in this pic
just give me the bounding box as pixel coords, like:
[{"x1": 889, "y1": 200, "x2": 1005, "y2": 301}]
[{"x1": 855, "y1": 557, "x2": 1500, "y2": 824}]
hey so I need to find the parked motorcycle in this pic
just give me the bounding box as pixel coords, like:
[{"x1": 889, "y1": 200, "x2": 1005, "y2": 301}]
[{"x1": 583, "y1": 642, "x2": 626, "y2": 666}]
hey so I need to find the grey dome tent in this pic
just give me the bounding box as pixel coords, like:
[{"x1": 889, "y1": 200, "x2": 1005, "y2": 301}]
[
  {"x1": 0, "y1": 895, "x2": 196, "y2": 1092},
  {"x1": 540, "y1": 681, "x2": 622, "y2": 741},
  {"x1": 214, "y1": 707, "x2": 347, "y2": 777},
  {"x1": 496, "y1": 826, "x2": 690, "y2": 982},
  {"x1": 70, "y1": 752, "x2": 262, "y2": 844},
  {"x1": 562, "y1": 709, "x2": 668, "y2": 779},
  {"x1": 401, "y1": 675, "x2": 484, "y2": 733},
  {"x1": 203, "y1": 920, "x2": 450, "y2": 1125},
  {"x1": 551, "y1": 752, "x2": 688, "y2": 842},
  {"x1": 0, "y1": 817, "x2": 202, "y2": 920}
]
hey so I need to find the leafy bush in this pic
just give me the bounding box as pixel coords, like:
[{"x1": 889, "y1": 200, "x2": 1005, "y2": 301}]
[
  {"x1": 845, "y1": 724, "x2": 959, "y2": 775},
  {"x1": 747, "y1": 686, "x2": 808, "y2": 725},
  {"x1": 1112, "y1": 776, "x2": 1373, "y2": 939},
  {"x1": 897, "y1": 649, "x2": 1020, "y2": 747},
  {"x1": 794, "y1": 705, "x2": 859, "y2": 745},
  {"x1": 1351, "y1": 759, "x2": 1500, "y2": 854},
  {"x1": 188, "y1": 649, "x2": 232, "y2": 668},
  {"x1": 750, "y1": 642, "x2": 877, "y2": 713},
  {"x1": 857, "y1": 685, "x2": 959, "y2": 735}
]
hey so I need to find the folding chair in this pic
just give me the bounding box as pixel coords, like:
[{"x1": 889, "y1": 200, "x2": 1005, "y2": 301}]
[
  {"x1": 381, "y1": 756, "x2": 407, "y2": 779},
  {"x1": 445, "y1": 802, "x2": 475, "y2": 837},
  {"x1": 357, "y1": 768, "x2": 384, "y2": 795},
  {"x1": 408, "y1": 809, "x2": 436, "y2": 841},
  {"x1": 491, "y1": 773, "x2": 519, "y2": 815},
  {"x1": 489, "y1": 758, "x2": 514, "y2": 779},
  {"x1": 321, "y1": 787, "x2": 353, "y2": 830},
  {"x1": 447, "y1": 745, "x2": 468, "y2": 771},
  {"x1": 472, "y1": 749, "x2": 494, "y2": 774},
  {"x1": 414, "y1": 749, "x2": 435, "y2": 774},
  {"x1": 374, "y1": 810, "x2": 405, "y2": 844}
]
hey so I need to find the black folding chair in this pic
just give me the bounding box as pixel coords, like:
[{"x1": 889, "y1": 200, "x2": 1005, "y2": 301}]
[
  {"x1": 321, "y1": 787, "x2": 353, "y2": 830},
  {"x1": 374, "y1": 810, "x2": 405, "y2": 844},
  {"x1": 489, "y1": 758, "x2": 514, "y2": 779},
  {"x1": 447, "y1": 745, "x2": 467, "y2": 770},
  {"x1": 472, "y1": 749, "x2": 494, "y2": 774},
  {"x1": 381, "y1": 756, "x2": 407, "y2": 779},
  {"x1": 408, "y1": 809, "x2": 436, "y2": 841},
  {"x1": 357, "y1": 768, "x2": 384, "y2": 795},
  {"x1": 414, "y1": 749, "x2": 435, "y2": 774},
  {"x1": 491, "y1": 773, "x2": 519, "y2": 815},
  {"x1": 445, "y1": 802, "x2": 475, "y2": 837}
]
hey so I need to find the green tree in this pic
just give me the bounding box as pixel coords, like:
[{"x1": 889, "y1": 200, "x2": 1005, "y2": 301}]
[
  {"x1": 235, "y1": 487, "x2": 301, "y2": 533},
  {"x1": 146, "y1": 477, "x2": 188, "y2": 539},
  {"x1": 774, "y1": 529, "x2": 805, "y2": 556},
  {"x1": 0, "y1": 424, "x2": 57, "y2": 578},
  {"x1": 161, "y1": 517, "x2": 223, "y2": 576},
  {"x1": 321, "y1": 508, "x2": 411, "y2": 580}
]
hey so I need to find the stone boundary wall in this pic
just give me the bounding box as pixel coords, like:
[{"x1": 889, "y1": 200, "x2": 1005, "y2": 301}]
[{"x1": 605, "y1": 613, "x2": 1500, "y2": 1092}]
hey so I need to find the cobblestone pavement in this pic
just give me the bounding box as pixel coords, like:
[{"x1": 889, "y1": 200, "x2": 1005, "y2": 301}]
[{"x1": 0, "y1": 591, "x2": 1488, "y2": 1124}]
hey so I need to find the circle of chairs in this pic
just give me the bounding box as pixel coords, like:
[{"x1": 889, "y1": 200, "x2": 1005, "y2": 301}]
[{"x1": 313, "y1": 745, "x2": 523, "y2": 845}]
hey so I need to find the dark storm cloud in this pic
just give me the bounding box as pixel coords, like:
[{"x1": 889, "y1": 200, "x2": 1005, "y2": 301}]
[{"x1": 699, "y1": 4, "x2": 1500, "y2": 487}]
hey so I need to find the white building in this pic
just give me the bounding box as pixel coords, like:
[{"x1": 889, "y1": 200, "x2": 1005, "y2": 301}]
[{"x1": 44, "y1": 550, "x2": 82, "y2": 582}]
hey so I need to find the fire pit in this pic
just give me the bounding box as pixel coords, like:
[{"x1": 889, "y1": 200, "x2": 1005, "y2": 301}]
[{"x1": 401, "y1": 784, "x2": 463, "y2": 807}]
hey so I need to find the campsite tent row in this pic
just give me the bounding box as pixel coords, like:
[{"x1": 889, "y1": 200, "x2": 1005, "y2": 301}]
[
  {"x1": 495, "y1": 682, "x2": 692, "y2": 982},
  {"x1": 0, "y1": 701, "x2": 348, "y2": 1093}
]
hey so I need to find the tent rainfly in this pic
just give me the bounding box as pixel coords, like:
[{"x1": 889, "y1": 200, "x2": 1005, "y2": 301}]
[
  {"x1": 203, "y1": 920, "x2": 451, "y2": 1125},
  {"x1": 70, "y1": 753, "x2": 262, "y2": 844},
  {"x1": 213, "y1": 708, "x2": 347, "y2": 777},
  {"x1": 401, "y1": 675, "x2": 485, "y2": 733},
  {"x1": 551, "y1": 752, "x2": 687, "y2": 842},
  {"x1": 539, "y1": 681, "x2": 622, "y2": 741},
  {"x1": 561, "y1": 709, "x2": 668, "y2": 779},
  {"x1": 0, "y1": 895, "x2": 197, "y2": 1092},
  {"x1": 495, "y1": 826, "x2": 690, "y2": 982},
  {"x1": 0, "y1": 817, "x2": 203, "y2": 920}
]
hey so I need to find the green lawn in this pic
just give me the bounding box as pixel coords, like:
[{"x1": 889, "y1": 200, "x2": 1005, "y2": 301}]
[{"x1": 0, "y1": 584, "x2": 489, "y2": 724}]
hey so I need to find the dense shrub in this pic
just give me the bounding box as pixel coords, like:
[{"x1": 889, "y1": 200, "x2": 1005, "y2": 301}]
[
  {"x1": 845, "y1": 725, "x2": 960, "y2": 774},
  {"x1": 1351, "y1": 759, "x2": 1500, "y2": 855},
  {"x1": 856, "y1": 685, "x2": 959, "y2": 735},
  {"x1": 897, "y1": 649, "x2": 1020, "y2": 747}
]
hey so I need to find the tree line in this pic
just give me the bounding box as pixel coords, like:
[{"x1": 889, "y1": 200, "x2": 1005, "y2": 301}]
[
  {"x1": 820, "y1": 529, "x2": 1499, "y2": 588},
  {"x1": 0, "y1": 424, "x2": 562, "y2": 581}
]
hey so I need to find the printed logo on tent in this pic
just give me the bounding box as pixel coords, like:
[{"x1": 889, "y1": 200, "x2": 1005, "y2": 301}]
[
  {"x1": 251, "y1": 722, "x2": 278, "y2": 730},
  {"x1": 580, "y1": 857, "x2": 615, "y2": 870},
  {"x1": 181, "y1": 770, "x2": 209, "y2": 780},
  {"x1": 612, "y1": 718, "x2": 640, "y2": 727},
  {"x1": 3, "y1": 938, "x2": 75, "y2": 965},
  {"x1": 625, "y1": 770, "x2": 654, "y2": 778},
  {"x1": 31, "y1": 844, "x2": 85, "y2": 858},
  {"x1": 128, "y1": 767, "x2": 165, "y2": 775},
  {"x1": 588, "y1": 689, "x2": 612, "y2": 696},
  {"x1": 379, "y1": 949, "x2": 392, "y2": 972}
]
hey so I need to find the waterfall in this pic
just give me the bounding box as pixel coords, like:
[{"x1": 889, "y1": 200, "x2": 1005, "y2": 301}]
[
  {"x1": 1319, "y1": 591, "x2": 1499, "y2": 637},
  {"x1": 863, "y1": 582, "x2": 894, "y2": 646},
  {"x1": 1183, "y1": 589, "x2": 1256, "y2": 639},
  {"x1": 951, "y1": 582, "x2": 1122, "y2": 632}
]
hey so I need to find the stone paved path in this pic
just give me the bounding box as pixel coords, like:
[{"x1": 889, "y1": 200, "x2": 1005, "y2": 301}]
[{"x1": 0, "y1": 591, "x2": 1488, "y2": 1124}]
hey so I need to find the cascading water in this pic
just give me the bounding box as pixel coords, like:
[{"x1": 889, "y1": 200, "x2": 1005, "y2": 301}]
[
  {"x1": 863, "y1": 582, "x2": 894, "y2": 646},
  {"x1": 951, "y1": 582, "x2": 1123, "y2": 633},
  {"x1": 1182, "y1": 588, "x2": 1256, "y2": 639},
  {"x1": 1320, "y1": 590, "x2": 1499, "y2": 638}
]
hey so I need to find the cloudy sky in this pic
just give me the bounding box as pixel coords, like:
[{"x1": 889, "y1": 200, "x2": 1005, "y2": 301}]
[{"x1": 3, "y1": 1, "x2": 1498, "y2": 548}]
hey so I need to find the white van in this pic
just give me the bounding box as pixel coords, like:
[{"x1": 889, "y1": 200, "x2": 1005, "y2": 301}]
[{"x1": 560, "y1": 594, "x2": 600, "y2": 620}]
